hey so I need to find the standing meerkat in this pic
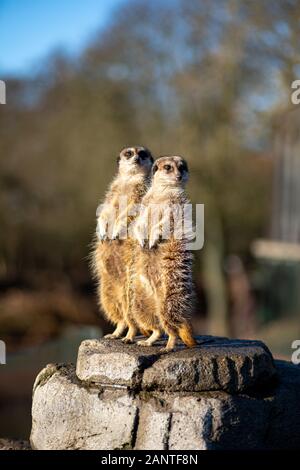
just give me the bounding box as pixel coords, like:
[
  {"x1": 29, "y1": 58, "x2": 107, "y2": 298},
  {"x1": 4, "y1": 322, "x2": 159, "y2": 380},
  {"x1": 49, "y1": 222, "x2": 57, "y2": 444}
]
[
  {"x1": 91, "y1": 146, "x2": 153, "y2": 340},
  {"x1": 128, "y1": 156, "x2": 197, "y2": 351}
]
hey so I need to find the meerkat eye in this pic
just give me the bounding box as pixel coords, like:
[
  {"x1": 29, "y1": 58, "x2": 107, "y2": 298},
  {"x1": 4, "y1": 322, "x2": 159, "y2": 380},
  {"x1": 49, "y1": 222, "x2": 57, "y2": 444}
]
[
  {"x1": 164, "y1": 164, "x2": 172, "y2": 171},
  {"x1": 138, "y1": 150, "x2": 148, "y2": 160},
  {"x1": 124, "y1": 150, "x2": 134, "y2": 158}
]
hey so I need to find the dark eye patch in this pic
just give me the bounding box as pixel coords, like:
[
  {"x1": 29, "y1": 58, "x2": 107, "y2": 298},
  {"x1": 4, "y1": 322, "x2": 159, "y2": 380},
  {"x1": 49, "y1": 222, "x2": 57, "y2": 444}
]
[
  {"x1": 138, "y1": 150, "x2": 148, "y2": 160},
  {"x1": 164, "y1": 164, "x2": 172, "y2": 171},
  {"x1": 124, "y1": 150, "x2": 133, "y2": 158},
  {"x1": 178, "y1": 160, "x2": 188, "y2": 173},
  {"x1": 151, "y1": 163, "x2": 158, "y2": 176}
]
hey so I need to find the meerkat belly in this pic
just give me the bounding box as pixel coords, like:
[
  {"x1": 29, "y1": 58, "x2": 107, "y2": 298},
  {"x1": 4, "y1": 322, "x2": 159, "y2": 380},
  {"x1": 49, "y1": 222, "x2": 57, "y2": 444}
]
[
  {"x1": 95, "y1": 239, "x2": 134, "y2": 325},
  {"x1": 133, "y1": 249, "x2": 161, "y2": 330},
  {"x1": 98, "y1": 241, "x2": 127, "y2": 278},
  {"x1": 137, "y1": 249, "x2": 162, "y2": 294}
]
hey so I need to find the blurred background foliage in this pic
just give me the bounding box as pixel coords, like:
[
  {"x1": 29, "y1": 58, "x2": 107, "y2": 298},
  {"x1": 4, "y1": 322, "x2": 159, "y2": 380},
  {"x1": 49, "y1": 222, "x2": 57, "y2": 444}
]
[{"x1": 1, "y1": 2, "x2": 300, "y2": 436}]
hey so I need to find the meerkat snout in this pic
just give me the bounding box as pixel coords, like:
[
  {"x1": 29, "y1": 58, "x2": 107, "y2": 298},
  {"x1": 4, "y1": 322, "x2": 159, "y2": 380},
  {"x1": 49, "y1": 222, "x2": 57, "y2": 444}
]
[
  {"x1": 118, "y1": 146, "x2": 154, "y2": 176},
  {"x1": 151, "y1": 156, "x2": 189, "y2": 187}
]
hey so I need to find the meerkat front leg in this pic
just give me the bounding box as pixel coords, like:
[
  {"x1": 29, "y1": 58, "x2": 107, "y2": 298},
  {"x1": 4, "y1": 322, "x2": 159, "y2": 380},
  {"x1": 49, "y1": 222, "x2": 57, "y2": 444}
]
[
  {"x1": 133, "y1": 206, "x2": 149, "y2": 248},
  {"x1": 97, "y1": 214, "x2": 109, "y2": 240},
  {"x1": 104, "y1": 321, "x2": 127, "y2": 339},
  {"x1": 111, "y1": 212, "x2": 128, "y2": 240},
  {"x1": 137, "y1": 328, "x2": 162, "y2": 347},
  {"x1": 149, "y1": 210, "x2": 171, "y2": 249},
  {"x1": 112, "y1": 200, "x2": 139, "y2": 240}
]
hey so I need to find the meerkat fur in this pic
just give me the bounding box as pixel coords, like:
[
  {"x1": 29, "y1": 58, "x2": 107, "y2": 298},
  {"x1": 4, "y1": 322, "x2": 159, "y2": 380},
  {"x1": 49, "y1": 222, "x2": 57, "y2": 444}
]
[
  {"x1": 130, "y1": 156, "x2": 197, "y2": 351},
  {"x1": 91, "y1": 146, "x2": 153, "y2": 340}
]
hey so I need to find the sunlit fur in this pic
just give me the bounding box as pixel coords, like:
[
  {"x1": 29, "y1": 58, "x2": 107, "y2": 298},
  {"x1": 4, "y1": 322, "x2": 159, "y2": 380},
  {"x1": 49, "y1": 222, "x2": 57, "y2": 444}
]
[
  {"x1": 129, "y1": 156, "x2": 197, "y2": 351},
  {"x1": 91, "y1": 146, "x2": 153, "y2": 340}
]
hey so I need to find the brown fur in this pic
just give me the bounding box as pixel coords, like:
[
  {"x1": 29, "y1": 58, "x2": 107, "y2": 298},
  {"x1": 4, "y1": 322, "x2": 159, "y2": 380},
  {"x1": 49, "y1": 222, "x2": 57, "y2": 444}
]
[
  {"x1": 91, "y1": 146, "x2": 153, "y2": 340},
  {"x1": 129, "y1": 156, "x2": 197, "y2": 351}
]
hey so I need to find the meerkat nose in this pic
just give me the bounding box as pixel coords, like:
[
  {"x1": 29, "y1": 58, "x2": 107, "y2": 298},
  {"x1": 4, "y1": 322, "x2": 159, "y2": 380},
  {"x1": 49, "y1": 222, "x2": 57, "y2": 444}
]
[{"x1": 176, "y1": 175, "x2": 182, "y2": 181}]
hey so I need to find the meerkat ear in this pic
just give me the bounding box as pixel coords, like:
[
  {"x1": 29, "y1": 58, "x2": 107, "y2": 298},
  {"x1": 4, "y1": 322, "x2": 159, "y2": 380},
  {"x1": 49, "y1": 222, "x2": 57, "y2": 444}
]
[
  {"x1": 117, "y1": 155, "x2": 121, "y2": 165},
  {"x1": 151, "y1": 162, "x2": 158, "y2": 177}
]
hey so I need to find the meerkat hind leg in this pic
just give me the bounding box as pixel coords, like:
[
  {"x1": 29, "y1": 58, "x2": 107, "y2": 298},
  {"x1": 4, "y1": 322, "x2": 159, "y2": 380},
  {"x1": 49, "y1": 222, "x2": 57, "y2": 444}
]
[
  {"x1": 122, "y1": 324, "x2": 137, "y2": 344},
  {"x1": 104, "y1": 321, "x2": 127, "y2": 339},
  {"x1": 137, "y1": 329, "x2": 162, "y2": 347},
  {"x1": 160, "y1": 333, "x2": 177, "y2": 352}
]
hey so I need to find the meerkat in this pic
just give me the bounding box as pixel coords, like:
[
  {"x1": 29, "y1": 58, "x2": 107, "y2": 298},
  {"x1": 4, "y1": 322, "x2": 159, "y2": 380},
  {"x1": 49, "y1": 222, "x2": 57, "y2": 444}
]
[
  {"x1": 128, "y1": 156, "x2": 197, "y2": 351},
  {"x1": 91, "y1": 146, "x2": 154, "y2": 340}
]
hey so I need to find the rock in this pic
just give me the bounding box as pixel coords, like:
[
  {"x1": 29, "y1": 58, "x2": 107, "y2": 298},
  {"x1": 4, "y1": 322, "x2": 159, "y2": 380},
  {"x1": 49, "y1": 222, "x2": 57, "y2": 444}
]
[
  {"x1": 76, "y1": 336, "x2": 276, "y2": 393},
  {"x1": 135, "y1": 391, "x2": 273, "y2": 450},
  {"x1": 0, "y1": 439, "x2": 31, "y2": 450},
  {"x1": 264, "y1": 360, "x2": 300, "y2": 449},
  {"x1": 135, "y1": 403, "x2": 171, "y2": 450},
  {"x1": 30, "y1": 338, "x2": 300, "y2": 450},
  {"x1": 76, "y1": 338, "x2": 157, "y2": 389},
  {"x1": 31, "y1": 364, "x2": 138, "y2": 450}
]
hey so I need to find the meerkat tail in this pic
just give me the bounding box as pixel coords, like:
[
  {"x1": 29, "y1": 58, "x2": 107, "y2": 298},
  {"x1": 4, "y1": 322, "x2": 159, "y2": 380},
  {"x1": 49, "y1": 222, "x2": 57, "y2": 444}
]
[{"x1": 178, "y1": 323, "x2": 197, "y2": 348}]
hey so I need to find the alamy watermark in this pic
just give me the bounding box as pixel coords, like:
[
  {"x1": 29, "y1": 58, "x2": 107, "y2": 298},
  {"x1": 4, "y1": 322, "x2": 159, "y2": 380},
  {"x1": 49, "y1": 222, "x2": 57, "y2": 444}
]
[
  {"x1": 291, "y1": 80, "x2": 300, "y2": 105},
  {"x1": 96, "y1": 198, "x2": 204, "y2": 250},
  {"x1": 291, "y1": 340, "x2": 300, "y2": 365},
  {"x1": 0, "y1": 340, "x2": 6, "y2": 364},
  {"x1": 0, "y1": 80, "x2": 6, "y2": 104}
]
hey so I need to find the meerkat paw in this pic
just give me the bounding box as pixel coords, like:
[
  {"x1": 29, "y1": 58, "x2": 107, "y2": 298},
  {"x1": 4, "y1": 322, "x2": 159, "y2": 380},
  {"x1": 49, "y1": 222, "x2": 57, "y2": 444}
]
[
  {"x1": 111, "y1": 223, "x2": 127, "y2": 240},
  {"x1": 138, "y1": 329, "x2": 162, "y2": 347},
  {"x1": 104, "y1": 333, "x2": 121, "y2": 339},
  {"x1": 122, "y1": 337, "x2": 134, "y2": 344},
  {"x1": 137, "y1": 339, "x2": 152, "y2": 347},
  {"x1": 121, "y1": 326, "x2": 137, "y2": 344},
  {"x1": 134, "y1": 227, "x2": 146, "y2": 248},
  {"x1": 160, "y1": 334, "x2": 177, "y2": 353},
  {"x1": 148, "y1": 233, "x2": 159, "y2": 249},
  {"x1": 159, "y1": 346, "x2": 175, "y2": 353},
  {"x1": 96, "y1": 217, "x2": 108, "y2": 241}
]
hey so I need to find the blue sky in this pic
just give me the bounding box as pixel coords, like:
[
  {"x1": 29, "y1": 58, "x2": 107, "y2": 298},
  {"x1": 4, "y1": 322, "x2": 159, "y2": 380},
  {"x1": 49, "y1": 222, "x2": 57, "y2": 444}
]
[{"x1": 0, "y1": 0, "x2": 125, "y2": 75}]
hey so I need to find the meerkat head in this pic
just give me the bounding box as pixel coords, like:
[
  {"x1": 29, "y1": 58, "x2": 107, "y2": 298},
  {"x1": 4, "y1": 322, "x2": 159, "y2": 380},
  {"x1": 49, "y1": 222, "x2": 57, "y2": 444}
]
[
  {"x1": 151, "y1": 156, "x2": 189, "y2": 188},
  {"x1": 117, "y1": 146, "x2": 154, "y2": 177}
]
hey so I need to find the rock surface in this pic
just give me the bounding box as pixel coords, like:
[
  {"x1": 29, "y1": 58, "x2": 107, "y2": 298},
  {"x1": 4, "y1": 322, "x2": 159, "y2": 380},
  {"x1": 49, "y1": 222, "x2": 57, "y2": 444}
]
[
  {"x1": 30, "y1": 336, "x2": 300, "y2": 450},
  {"x1": 76, "y1": 336, "x2": 276, "y2": 393},
  {"x1": 0, "y1": 439, "x2": 31, "y2": 450},
  {"x1": 31, "y1": 364, "x2": 138, "y2": 450}
]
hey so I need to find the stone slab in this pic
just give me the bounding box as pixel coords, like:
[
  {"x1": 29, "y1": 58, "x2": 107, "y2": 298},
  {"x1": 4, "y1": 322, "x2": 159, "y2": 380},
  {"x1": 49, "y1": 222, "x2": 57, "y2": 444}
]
[{"x1": 76, "y1": 336, "x2": 276, "y2": 393}]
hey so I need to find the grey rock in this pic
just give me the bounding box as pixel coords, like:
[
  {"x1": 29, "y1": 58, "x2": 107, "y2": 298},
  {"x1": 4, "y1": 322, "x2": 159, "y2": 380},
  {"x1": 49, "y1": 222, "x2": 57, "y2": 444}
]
[
  {"x1": 168, "y1": 396, "x2": 217, "y2": 450},
  {"x1": 135, "y1": 403, "x2": 171, "y2": 450},
  {"x1": 76, "y1": 338, "x2": 157, "y2": 388},
  {"x1": 135, "y1": 392, "x2": 273, "y2": 450},
  {"x1": 0, "y1": 439, "x2": 31, "y2": 450},
  {"x1": 30, "y1": 364, "x2": 138, "y2": 450},
  {"x1": 30, "y1": 340, "x2": 300, "y2": 450},
  {"x1": 76, "y1": 336, "x2": 276, "y2": 393},
  {"x1": 264, "y1": 360, "x2": 300, "y2": 449}
]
